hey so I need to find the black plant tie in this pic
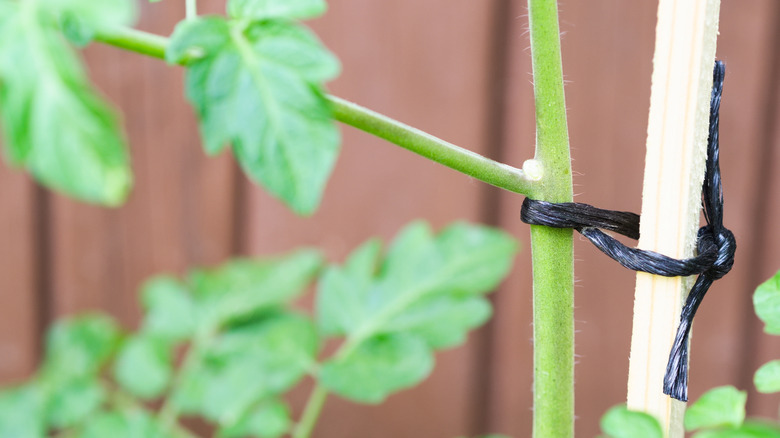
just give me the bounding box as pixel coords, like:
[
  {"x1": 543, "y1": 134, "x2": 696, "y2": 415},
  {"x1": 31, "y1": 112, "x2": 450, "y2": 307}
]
[{"x1": 519, "y1": 60, "x2": 735, "y2": 402}]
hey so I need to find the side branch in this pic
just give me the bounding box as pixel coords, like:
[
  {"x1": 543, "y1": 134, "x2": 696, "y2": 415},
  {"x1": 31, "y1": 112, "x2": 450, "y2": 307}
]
[{"x1": 94, "y1": 27, "x2": 539, "y2": 197}]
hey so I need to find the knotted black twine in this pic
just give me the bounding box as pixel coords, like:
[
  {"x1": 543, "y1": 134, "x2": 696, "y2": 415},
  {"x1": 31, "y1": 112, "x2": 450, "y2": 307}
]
[{"x1": 520, "y1": 60, "x2": 735, "y2": 402}]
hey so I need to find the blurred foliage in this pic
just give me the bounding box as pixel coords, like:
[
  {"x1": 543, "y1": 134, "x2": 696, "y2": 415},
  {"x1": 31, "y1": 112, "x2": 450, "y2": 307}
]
[{"x1": 0, "y1": 221, "x2": 517, "y2": 437}]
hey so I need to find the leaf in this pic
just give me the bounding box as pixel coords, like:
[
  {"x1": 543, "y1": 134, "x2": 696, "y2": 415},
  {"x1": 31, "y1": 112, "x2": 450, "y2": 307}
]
[
  {"x1": 685, "y1": 386, "x2": 747, "y2": 431},
  {"x1": 227, "y1": 0, "x2": 327, "y2": 21},
  {"x1": 41, "y1": 315, "x2": 121, "y2": 382},
  {"x1": 317, "y1": 222, "x2": 516, "y2": 339},
  {"x1": 754, "y1": 271, "x2": 780, "y2": 335},
  {"x1": 141, "y1": 276, "x2": 197, "y2": 343},
  {"x1": 316, "y1": 221, "x2": 517, "y2": 402},
  {"x1": 600, "y1": 406, "x2": 663, "y2": 438},
  {"x1": 173, "y1": 313, "x2": 318, "y2": 426},
  {"x1": 217, "y1": 399, "x2": 291, "y2": 438},
  {"x1": 189, "y1": 249, "x2": 323, "y2": 328},
  {"x1": 0, "y1": 385, "x2": 46, "y2": 438},
  {"x1": 315, "y1": 239, "x2": 382, "y2": 337},
  {"x1": 0, "y1": 5, "x2": 133, "y2": 205},
  {"x1": 79, "y1": 409, "x2": 173, "y2": 438},
  {"x1": 167, "y1": 17, "x2": 340, "y2": 215},
  {"x1": 755, "y1": 360, "x2": 780, "y2": 393},
  {"x1": 45, "y1": 379, "x2": 105, "y2": 429},
  {"x1": 386, "y1": 295, "x2": 492, "y2": 349},
  {"x1": 319, "y1": 333, "x2": 434, "y2": 403},
  {"x1": 114, "y1": 335, "x2": 173, "y2": 400},
  {"x1": 693, "y1": 421, "x2": 780, "y2": 438}
]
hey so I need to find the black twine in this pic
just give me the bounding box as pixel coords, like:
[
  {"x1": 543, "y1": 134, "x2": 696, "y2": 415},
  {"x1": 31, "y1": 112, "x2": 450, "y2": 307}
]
[{"x1": 520, "y1": 60, "x2": 735, "y2": 402}]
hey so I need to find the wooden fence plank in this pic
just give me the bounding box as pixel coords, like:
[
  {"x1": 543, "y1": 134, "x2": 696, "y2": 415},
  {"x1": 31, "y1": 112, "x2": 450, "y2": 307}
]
[
  {"x1": 0, "y1": 169, "x2": 39, "y2": 384},
  {"x1": 240, "y1": 1, "x2": 499, "y2": 436},
  {"x1": 731, "y1": 0, "x2": 780, "y2": 418}
]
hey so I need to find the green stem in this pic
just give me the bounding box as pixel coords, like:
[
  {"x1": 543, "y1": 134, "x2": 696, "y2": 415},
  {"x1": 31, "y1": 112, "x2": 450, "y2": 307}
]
[
  {"x1": 527, "y1": 0, "x2": 574, "y2": 437},
  {"x1": 94, "y1": 27, "x2": 168, "y2": 60},
  {"x1": 330, "y1": 96, "x2": 538, "y2": 196},
  {"x1": 92, "y1": 27, "x2": 539, "y2": 197},
  {"x1": 158, "y1": 329, "x2": 213, "y2": 431},
  {"x1": 185, "y1": 0, "x2": 197, "y2": 20},
  {"x1": 293, "y1": 384, "x2": 329, "y2": 438}
]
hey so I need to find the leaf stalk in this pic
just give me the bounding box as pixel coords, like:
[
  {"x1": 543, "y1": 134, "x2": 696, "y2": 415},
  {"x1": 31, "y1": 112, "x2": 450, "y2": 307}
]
[
  {"x1": 293, "y1": 384, "x2": 329, "y2": 438},
  {"x1": 92, "y1": 26, "x2": 539, "y2": 198}
]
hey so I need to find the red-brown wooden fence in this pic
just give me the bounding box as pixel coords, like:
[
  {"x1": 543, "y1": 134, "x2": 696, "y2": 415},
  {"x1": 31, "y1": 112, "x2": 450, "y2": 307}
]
[{"x1": 2, "y1": 0, "x2": 779, "y2": 436}]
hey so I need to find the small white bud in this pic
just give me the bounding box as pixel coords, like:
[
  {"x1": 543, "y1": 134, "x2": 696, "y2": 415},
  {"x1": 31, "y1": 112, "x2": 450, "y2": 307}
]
[{"x1": 522, "y1": 159, "x2": 544, "y2": 181}]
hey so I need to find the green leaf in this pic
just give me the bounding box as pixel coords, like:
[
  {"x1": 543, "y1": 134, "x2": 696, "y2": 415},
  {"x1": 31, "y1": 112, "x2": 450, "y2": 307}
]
[
  {"x1": 141, "y1": 276, "x2": 197, "y2": 343},
  {"x1": 316, "y1": 221, "x2": 517, "y2": 402},
  {"x1": 685, "y1": 386, "x2": 747, "y2": 431},
  {"x1": 173, "y1": 313, "x2": 317, "y2": 426},
  {"x1": 114, "y1": 335, "x2": 173, "y2": 400},
  {"x1": 0, "y1": 385, "x2": 45, "y2": 438},
  {"x1": 386, "y1": 295, "x2": 492, "y2": 349},
  {"x1": 167, "y1": 17, "x2": 340, "y2": 215},
  {"x1": 600, "y1": 406, "x2": 663, "y2": 438},
  {"x1": 217, "y1": 399, "x2": 291, "y2": 438},
  {"x1": 79, "y1": 409, "x2": 173, "y2": 438},
  {"x1": 190, "y1": 249, "x2": 323, "y2": 328},
  {"x1": 315, "y1": 239, "x2": 382, "y2": 337},
  {"x1": 41, "y1": 315, "x2": 121, "y2": 381},
  {"x1": 755, "y1": 360, "x2": 780, "y2": 393},
  {"x1": 0, "y1": 5, "x2": 133, "y2": 205},
  {"x1": 754, "y1": 271, "x2": 780, "y2": 335},
  {"x1": 227, "y1": 0, "x2": 327, "y2": 20},
  {"x1": 319, "y1": 333, "x2": 434, "y2": 403},
  {"x1": 45, "y1": 379, "x2": 105, "y2": 429},
  {"x1": 317, "y1": 222, "x2": 516, "y2": 340},
  {"x1": 693, "y1": 421, "x2": 780, "y2": 438}
]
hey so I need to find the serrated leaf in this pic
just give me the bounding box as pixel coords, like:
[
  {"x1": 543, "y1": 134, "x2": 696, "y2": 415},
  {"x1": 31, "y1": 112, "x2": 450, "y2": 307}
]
[
  {"x1": 79, "y1": 409, "x2": 173, "y2": 438},
  {"x1": 41, "y1": 315, "x2": 121, "y2": 381},
  {"x1": 0, "y1": 385, "x2": 45, "y2": 438},
  {"x1": 386, "y1": 295, "x2": 492, "y2": 349},
  {"x1": 755, "y1": 360, "x2": 780, "y2": 393},
  {"x1": 685, "y1": 386, "x2": 747, "y2": 431},
  {"x1": 600, "y1": 406, "x2": 663, "y2": 438},
  {"x1": 0, "y1": 5, "x2": 132, "y2": 205},
  {"x1": 316, "y1": 221, "x2": 516, "y2": 402},
  {"x1": 316, "y1": 239, "x2": 382, "y2": 336},
  {"x1": 217, "y1": 399, "x2": 291, "y2": 438},
  {"x1": 227, "y1": 0, "x2": 327, "y2": 21},
  {"x1": 167, "y1": 17, "x2": 340, "y2": 215},
  {"x1": 317, "y1": 222, "x2": 516, "y2": 341},
  {"x1": 141, "y1": 276, "x2": 197, "y2": 343},
  {"x1": 114, "y1": 335, "x2": 172, "y2": 400},
  {"x1": 319, "y1": 333, "x2": 434, "y2": 403},
  {"x1": 754, "y1": 272, "x2": 780, "y2": 335},
  {"x1": 173, "y1": 313, "x2": 317, "y2": 426},
  {"x1": 45, "y1": 379, "x2": 105, "y2": 429},
  {"x1": 693, "y1": 421, "x2": 780, "y2": 438},
  {"x1": 190, "y1": 249, "x2": 323, "y2": 328}
]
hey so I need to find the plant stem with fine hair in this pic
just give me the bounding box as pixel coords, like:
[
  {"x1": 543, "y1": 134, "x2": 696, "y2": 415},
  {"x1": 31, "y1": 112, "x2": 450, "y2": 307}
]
[{"x1": 527, "y1": 0, "x2": 575, "y2": 437}]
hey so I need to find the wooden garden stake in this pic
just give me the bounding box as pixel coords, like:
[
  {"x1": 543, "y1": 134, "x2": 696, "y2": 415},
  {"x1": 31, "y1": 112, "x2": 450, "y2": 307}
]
[{"x1": 626, "y1": 0, "x2": 721, "y2": 436}]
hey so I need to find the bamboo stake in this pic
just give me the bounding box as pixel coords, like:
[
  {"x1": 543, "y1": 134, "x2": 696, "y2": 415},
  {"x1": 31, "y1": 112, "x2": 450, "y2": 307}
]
[{"x1": 626, "y1": 0, "x2": 721, "y2": 436}]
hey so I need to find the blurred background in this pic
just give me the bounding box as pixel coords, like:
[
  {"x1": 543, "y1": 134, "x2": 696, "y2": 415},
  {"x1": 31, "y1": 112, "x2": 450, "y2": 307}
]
[{"x1": 1, "y1": 0, "x2": 779, "y2": 436}]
